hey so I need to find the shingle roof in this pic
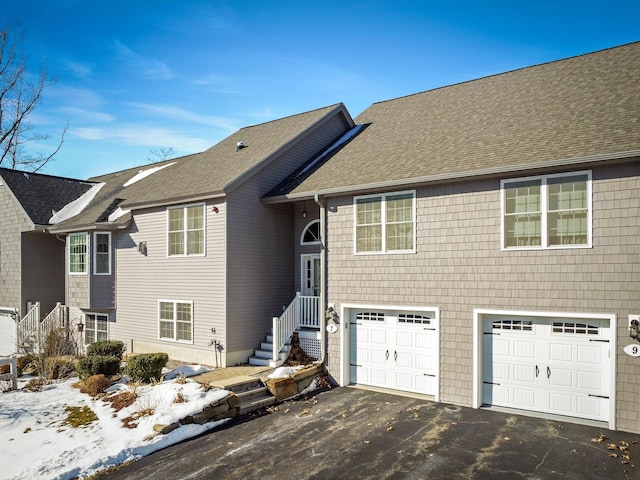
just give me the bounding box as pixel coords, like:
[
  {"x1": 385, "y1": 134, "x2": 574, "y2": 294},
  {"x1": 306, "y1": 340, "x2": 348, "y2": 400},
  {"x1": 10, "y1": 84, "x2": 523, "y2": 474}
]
[
  {"x1": 277, "y1": 42, "x2": 640, "y2": 199},
  {"x1": 0, "y1": 167, "x2": 95, "y2": 226},
  {"x1": 50, "y1": 103, "x2": 349, "y2": 231}
]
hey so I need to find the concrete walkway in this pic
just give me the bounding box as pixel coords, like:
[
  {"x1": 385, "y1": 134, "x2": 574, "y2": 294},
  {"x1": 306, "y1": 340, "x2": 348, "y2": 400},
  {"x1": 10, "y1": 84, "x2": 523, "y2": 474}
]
[{"x1": 190, "y1": 365, "x2": 275, "y2": 389}]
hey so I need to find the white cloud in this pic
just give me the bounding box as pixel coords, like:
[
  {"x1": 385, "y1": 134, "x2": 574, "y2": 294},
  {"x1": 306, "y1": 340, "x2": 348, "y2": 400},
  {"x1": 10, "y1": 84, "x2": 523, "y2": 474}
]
[
  {"x1": 64, "y1": 59, "x2": 93, "y2": 79},
  {"x1": 112, "y1": 39, "x2": 175, "y2": 80},
  {"x1": 70, "y1": 124, "x2": 212, "y2": 152},
  {"x1": 125, "y1": 102, "x2": 239, "y2": 131}
]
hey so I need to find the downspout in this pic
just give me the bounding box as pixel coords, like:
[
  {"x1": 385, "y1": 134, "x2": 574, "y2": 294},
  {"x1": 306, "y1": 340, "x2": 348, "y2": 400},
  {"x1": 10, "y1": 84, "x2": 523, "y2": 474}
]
[{"x1": 314, "y1": 194, "x2": 327, "y2": 364}]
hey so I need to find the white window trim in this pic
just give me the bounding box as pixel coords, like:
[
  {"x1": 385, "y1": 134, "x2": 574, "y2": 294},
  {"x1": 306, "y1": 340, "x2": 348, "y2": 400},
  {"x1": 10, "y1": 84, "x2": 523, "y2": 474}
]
[
  {"x1": 158, "y1": 299, "x2": 194, "y2": 344},
  {"x1": 500, "y1": 170, "x2": 592, "y2": 250},
  {"x1": 353, "y1": 190, "x2": 416, "y2": 255},
  {"x1": 93, "y1": 232, "x2": 112, "y2": 275},
  {"x1": 84, "y1": 312, "x2": 109, "y2": 345},
  {"x1": 300, "y1": 219, "x2": 321, "y2": 245},
  {"x1": 68, "y1": 232, "x2": 89, "y2": 275},
  {"x1": 166, "y1": 203, "x2": 206, "y2": 257},
  {"x1": 472, "y1": 308, "x2": 616, "y2": 431}
]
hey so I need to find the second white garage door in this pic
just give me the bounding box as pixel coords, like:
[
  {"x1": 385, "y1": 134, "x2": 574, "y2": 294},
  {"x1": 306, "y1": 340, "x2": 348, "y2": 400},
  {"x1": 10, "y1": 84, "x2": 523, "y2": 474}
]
[
  {"x1": 349, "y1": 308, "x2": 439, "y2": 396},
  {"x1": 482, "y1": 314, "x2": 611, "y2": 423}
]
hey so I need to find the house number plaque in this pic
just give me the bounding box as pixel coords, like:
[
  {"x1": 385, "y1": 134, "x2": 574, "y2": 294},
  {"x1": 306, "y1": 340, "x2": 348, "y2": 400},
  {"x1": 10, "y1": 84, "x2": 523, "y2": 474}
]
[{"x1": 623, "y1": 344, "x2": 640, "y2": 357}]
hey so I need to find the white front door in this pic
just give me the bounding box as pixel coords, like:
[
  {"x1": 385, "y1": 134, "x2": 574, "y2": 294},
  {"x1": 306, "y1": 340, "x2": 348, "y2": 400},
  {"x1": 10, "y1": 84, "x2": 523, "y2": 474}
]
[
  {"x1": 349, "y1": 308, "x2": 439, "y2": 396},
  {"x1": 301, "y1": 254, "x2": 320, "y2": 297},
  {"x1": 482, "y1": 314, "x2": 611, "y2": 422}
]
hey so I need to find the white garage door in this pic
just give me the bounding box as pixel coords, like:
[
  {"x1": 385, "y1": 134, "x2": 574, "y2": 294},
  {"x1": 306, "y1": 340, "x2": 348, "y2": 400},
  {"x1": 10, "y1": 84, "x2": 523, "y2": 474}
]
[
  {"x1": 483, "y1": 314, "x2": 611, "y2": 422},
  {"x1": 349, "y1": 309, "x2": 438, "y2": 396},
  {"x1": 0, "y1": 311, "x2": 17, "y2": 356}
]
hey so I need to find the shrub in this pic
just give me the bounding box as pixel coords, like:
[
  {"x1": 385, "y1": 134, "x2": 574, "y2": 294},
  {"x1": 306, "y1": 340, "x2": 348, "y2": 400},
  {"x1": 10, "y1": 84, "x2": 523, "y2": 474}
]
[
  {"x1": 84, "y1": 374, "x2": 111, "y2": 397},
  {"x1": 44, "y1": 355, "x2": 76, "y2": 379},
  {"x1": 17, "y1": 355, "x2": 33, "y2": 374},
  {"x1": 125, "y1": 353, "x2": 169, "y2": 383},
  {"x1": 77, "y1": 355, "x2": 121, "y2": 380},
  {"x1": 44, "y1": 328, "x2": 76, "y2": 357},
  {"x1": 86, "y1": 340, "x2": 125, "y2": 359}
]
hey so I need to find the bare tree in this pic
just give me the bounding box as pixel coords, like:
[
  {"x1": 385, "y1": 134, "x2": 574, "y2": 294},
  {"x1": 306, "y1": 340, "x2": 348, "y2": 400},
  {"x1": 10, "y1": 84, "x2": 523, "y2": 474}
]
[
  {"x1": 0, "y1": 22, "x2": 67, "y2": 172},
  {"x1": 146, "y1": 146, "x2": 175, "y2": 164}
]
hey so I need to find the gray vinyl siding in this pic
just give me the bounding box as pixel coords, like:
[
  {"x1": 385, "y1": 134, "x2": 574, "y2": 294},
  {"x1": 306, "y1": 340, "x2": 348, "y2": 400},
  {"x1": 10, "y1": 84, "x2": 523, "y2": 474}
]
[
  {"x1": 324, "y1": 161, "x2": 640, "y2": 432},
  {"x1": 90, "y1": 233, "x2": 115, "y2": 309},
  {"x1": 21, "y1": 231, "x2": 65, "y2": 314},
  {"x1": 0, "y1": 183, "x2": 32, "y2": 314},
  {"x1": 112, "y1": 201, "x2": 226, "y2": 364},
  {"x1": 66, "y1": 233, "x2": 90, "y2": 309},
  {"x1": 225, "y1": 115, "x2": 349, "y2": 357}
]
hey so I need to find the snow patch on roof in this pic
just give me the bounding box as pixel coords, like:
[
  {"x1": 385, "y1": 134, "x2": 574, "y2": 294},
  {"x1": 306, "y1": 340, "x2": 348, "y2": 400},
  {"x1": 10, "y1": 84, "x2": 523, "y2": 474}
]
[
  {"x1": 107, "y1": 206, "x2": 131, "y2": 222},
  {"x1": 123, "y1": 162, "x2": 176, "y2": 187},
  {"x1": 49, "y1": 182, "x2": 105, "y2": 224}
]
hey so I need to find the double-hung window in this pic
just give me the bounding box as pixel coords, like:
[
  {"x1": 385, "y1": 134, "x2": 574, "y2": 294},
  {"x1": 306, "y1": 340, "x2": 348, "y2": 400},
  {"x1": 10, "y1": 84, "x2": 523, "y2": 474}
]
[
  {"x1": 168, "y1": 204, "x2": 205, "y2": 256},
  {"x1": 354, "y1": 191, "x2": 415, "y2": 254},
  {"x1": 94, "y1": 232, "x2": 111, "y2": 275},
  {"x1": 69, "y1": 233, "x2": 88, "y2": 274},
  {"x1": 159, "y1": 300, "x2": 193, "y2": 343},
  {"x1": 85, "y1": 313, "x2": 108, "y2": 344},
  {"x1": 502, "y1": 171, "x2": 591, "y2": 249}
]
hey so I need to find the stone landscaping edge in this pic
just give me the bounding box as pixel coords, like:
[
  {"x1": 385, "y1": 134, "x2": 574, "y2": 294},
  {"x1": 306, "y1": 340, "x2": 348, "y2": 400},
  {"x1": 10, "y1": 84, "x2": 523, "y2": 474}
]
[{"x1": 148, "y1": 363, "x2": 325, "y2": 440}]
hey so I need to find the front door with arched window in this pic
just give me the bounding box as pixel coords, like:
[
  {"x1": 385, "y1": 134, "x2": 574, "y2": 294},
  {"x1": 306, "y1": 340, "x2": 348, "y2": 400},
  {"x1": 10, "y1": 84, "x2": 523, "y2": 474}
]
[{"x1": 300, "y1": 220, "x2": 321, "y2": 297}]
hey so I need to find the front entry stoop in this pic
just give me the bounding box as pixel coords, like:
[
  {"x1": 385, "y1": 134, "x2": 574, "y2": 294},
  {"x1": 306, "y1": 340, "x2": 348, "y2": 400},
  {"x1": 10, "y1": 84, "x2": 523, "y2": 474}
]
[{"x1": 208, "y1": 375, "x2": 276, "y2": 415}]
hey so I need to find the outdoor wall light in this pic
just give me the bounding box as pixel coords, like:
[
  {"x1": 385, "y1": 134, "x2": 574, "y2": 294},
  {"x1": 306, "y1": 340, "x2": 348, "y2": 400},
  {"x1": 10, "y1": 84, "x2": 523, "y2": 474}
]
[
  {"x1": 629, "y1": 319, "x2": 639, "y2": 339},
  {"x1": 77, "y1": 322, "x2": 84, "y2": 333},
  {"x1": 137, "y1": 241, "x2": 147, "y2": 256}
]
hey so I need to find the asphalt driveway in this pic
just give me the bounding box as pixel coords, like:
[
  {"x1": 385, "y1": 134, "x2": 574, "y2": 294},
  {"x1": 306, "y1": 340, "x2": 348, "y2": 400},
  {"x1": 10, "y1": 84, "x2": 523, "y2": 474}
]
[{"x1": 99, "y1": 386, "x2": 640, "y2": 479}]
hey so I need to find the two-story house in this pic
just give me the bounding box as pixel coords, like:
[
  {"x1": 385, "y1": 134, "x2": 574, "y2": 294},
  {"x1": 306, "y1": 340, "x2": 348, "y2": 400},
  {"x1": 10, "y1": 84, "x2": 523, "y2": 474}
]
[
  {"x1": 266, "y1": 42, "x2": 640, "y2": 432},
  {"x1": 47, "y1": 103, "x2": 355, "y2": 366}
]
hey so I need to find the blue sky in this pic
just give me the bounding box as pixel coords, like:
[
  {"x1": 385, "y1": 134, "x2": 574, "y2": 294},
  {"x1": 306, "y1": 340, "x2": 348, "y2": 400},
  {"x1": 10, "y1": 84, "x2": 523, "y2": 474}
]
[{"x1": 3, "y1": 1, "x2": 639, "y2": 179}]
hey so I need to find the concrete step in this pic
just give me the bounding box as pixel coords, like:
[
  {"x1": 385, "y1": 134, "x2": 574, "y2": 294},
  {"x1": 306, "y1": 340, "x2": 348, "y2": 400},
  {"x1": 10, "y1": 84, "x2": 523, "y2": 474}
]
[
  {"x1": 248, "y1": 356, "x2": 270, "y2": 366},
  {"x1": 236, "y1": 386, "x2": 270, "y2": 403},
  {"x1": 253, "y1": 349, "x2": 272, "y2": 359},
  {"x1": 209, "y1": 375, "x2": 263, "y2": 393},
  {"x1": 239, "y1": 392, "x2": 276, "y2": 415}
]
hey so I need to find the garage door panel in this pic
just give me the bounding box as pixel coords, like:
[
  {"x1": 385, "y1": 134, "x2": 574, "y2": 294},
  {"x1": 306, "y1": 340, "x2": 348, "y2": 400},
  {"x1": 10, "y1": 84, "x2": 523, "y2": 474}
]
[
  {"x1": 576, "y1": 345, "x2": 602, "y2": 364},
  {"x1": 483, "y1": 314, "x2": 610, "y2": 423},
  {"x1": 549, "y1": 343, "x2": 573, "y2": 362},
  {"x1": 350, "y1": 309, "x2": 438, "y2": 396},
  {"x1": 513, "y1": 388, "x2": 535, "y2": 407},
  {"x1": 513, "y1": 340, "x2": 535, "y2": 358},
  {"x1": 577, "y1": 370, "x2": 602, "y2": 390},
  {"x1": 549, "y1": 368, "x2": 573, "y2": 387},
  {"x1": 513, "y1": 364, "x2": 535, "y2": 383}
]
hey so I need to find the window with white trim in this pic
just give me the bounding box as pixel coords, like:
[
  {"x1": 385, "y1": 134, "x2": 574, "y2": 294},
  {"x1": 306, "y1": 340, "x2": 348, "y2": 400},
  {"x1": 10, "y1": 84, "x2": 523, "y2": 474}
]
[
  {"x1": 502, "y1": 171, "x2": 591, "y2": 249},
  {"x1": 85, "y1": 313, "x2": 108, "y2": 344},
  {"x1": 168, "y1": 204, "x2": 205, "y2": 256},
  {"x1": 301, "y1": 220, "x2": 321, "y2": 245},
  {"x1": 94, "y1": 232, "x2": 111, "y2": 275},
  {"x1": 69, "y1": 233, "x2": 88, "y2": 274},
  {"x1": 354, "y1": 191, "x2": 415, "y2": 254},
  {"x1": 159, "y1": 300, "x2": 193, "y2": 343}
]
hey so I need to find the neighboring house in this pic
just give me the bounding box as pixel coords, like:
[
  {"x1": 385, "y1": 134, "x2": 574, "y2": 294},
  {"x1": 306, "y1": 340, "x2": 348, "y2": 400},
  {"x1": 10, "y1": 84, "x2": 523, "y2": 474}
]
[
  {"x1": 265, "y1": 42, "x2": 640, "y2": 432},
  {"x1": 47, "y1": 104, "x2": 355, "y2": 366},
  {"x1": 0, "y1": 168, "x2": 94, "y2": 354}
]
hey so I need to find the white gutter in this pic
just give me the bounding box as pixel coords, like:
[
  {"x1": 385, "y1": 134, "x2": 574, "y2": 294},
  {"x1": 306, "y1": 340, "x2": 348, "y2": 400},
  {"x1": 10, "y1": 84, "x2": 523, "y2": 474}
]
[{"x1": 314, "y1": 193, "x2": 327, "y2": 364}]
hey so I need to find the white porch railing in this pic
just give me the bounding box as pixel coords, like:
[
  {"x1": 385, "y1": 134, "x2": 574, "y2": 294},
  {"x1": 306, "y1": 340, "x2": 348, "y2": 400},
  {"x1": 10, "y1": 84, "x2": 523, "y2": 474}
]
[
  {"x1": 17, "y1": 302, "x2": 40, "y2": 352},
  {"x1": 272, "y1": 293, "x2": 320, "y2": 361},
  {"x1": 17, "y1": 302, "x2": 68, "y2": 354}
]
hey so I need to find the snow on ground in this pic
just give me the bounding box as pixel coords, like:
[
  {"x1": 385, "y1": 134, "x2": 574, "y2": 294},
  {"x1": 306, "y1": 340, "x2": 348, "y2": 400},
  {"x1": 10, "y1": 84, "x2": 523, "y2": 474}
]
[{"x1": 0, "y1": 365, "x2": 228, "y2": 480}]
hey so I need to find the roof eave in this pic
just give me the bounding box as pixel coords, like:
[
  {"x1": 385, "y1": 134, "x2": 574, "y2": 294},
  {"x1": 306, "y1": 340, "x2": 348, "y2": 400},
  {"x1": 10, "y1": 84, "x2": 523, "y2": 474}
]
[
  {"x1": 120, "y1": 191, "x2": 226, "y2": 210},
  {"x1": 263, "y1": 149, "x2": 640, "y2": 203},
  {"x1": 47, "y1": 217, "x2": 133, "y2": 234}
]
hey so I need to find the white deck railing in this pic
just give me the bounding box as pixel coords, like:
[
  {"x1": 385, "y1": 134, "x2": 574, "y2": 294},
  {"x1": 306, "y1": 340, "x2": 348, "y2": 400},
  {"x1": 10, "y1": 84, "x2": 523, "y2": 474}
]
[{"x1": 272, "y1": 293, "x2": 320, "y2": 361}]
